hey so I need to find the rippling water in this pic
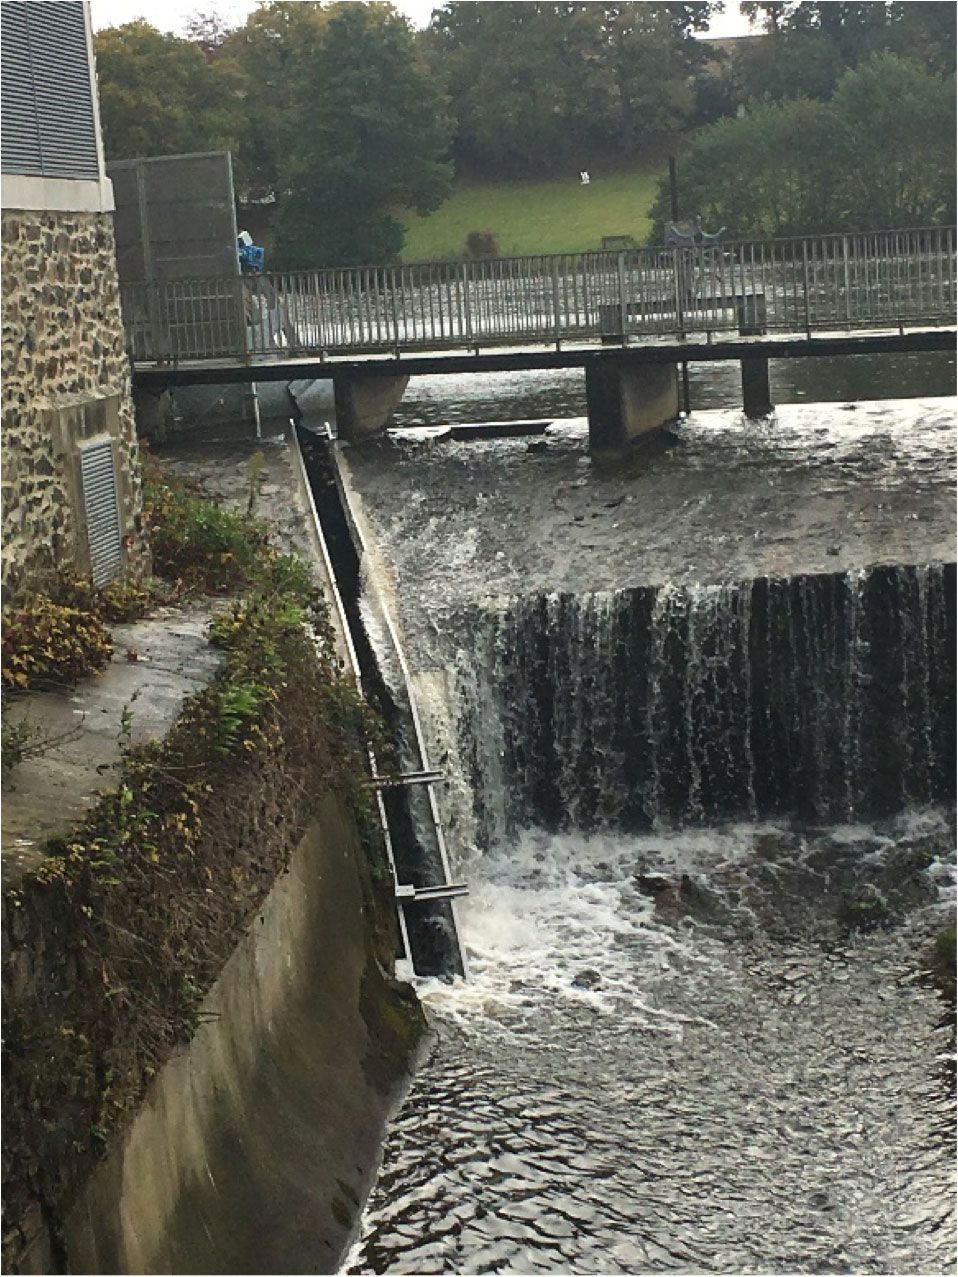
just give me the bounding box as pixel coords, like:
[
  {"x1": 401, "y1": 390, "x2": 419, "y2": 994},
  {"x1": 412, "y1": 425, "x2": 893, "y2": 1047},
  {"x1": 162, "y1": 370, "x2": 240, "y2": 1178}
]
[
  {"x1": 346, "y1": 816, "x2": 955, "y2": 1275},
  {"x1": 388, "y1": 351, "x2": 955, "y2": 429},
  {"x1": 335, "y1": 357, "x2": 956, "y2": 1275}
]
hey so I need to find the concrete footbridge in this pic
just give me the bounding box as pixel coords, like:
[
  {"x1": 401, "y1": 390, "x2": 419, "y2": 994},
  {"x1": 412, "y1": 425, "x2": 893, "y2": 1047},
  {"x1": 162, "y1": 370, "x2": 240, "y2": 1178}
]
[{"x1": 125, "y1": 226, "x2": 956, "y2": 451}]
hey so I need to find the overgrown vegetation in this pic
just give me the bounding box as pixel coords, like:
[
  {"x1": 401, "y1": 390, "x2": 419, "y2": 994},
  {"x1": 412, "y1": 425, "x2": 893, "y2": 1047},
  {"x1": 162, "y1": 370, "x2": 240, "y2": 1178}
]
[
  {"x1": 1, "y1": 564, "x2": 163, "y2": 697},
  {"x1": 2, "y1": 462, "x2": 393, "y2": 1252},
  {"x1": 2, "y1": 597, "x2": 114, "y2": 691},
  {"x1": 143, "y1": 457, "x2": 314, "y2": 598}
]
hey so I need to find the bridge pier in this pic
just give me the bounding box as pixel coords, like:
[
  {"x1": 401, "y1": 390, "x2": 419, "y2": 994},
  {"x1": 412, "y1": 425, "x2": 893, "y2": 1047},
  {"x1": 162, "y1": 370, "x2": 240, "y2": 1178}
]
[
  {"x1": 333, "y1": 373, "x2": 409, "y2": 442},
  {"x1": 737, "y1": 295, "x2": 773, "y2": 418},
  {"x1": 585, "y1": 360, "x2": 680, "y2": 454},
  {"x1": 741, "y1": 356, "x2": 773, "y2": 418}
]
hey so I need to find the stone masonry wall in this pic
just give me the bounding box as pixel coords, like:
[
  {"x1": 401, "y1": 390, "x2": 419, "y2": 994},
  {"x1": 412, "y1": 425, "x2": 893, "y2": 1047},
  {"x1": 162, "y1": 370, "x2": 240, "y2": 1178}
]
[{"x1": 1, "y1": 210, "x2": 148, "y2": 592}]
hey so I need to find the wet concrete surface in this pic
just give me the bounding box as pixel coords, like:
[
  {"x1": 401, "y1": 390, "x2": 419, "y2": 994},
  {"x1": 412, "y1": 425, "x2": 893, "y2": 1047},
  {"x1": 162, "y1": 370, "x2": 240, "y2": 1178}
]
[
  {"x1": 155, "y1": 429, "x2": 320, "y2": 567},
  {"x1": 2, "y1": 606, "x2": 219, "y2": 884}
]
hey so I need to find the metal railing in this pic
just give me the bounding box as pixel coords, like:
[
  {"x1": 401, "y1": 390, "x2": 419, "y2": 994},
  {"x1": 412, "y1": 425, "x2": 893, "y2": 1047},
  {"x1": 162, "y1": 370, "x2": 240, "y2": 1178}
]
[{"x1": 120, "y1": 226, "x2": 957, "y2": 365}]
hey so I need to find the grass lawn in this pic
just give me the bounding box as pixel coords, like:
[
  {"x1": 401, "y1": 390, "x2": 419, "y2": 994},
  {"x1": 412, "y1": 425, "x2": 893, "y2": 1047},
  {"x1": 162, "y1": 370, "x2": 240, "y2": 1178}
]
[{"x1": 400, "y1": 165, "x2": 662, "y2": 261}]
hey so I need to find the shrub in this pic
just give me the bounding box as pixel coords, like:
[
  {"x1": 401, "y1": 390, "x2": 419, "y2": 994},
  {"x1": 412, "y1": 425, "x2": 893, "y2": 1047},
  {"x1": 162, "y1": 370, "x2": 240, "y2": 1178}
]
[
  {"x1": 2, "y1": 597, "x2": 113, "y2": 690},
  {"x1": 1, "y1": 716, "x2": 33, "y2": 773},
  {"x1": 142, "y1": 460, "x2": 326, "y2": 612},
  {"x1": 45, "y1": 572, "x2": 159, "y2": 624},
  {"x1": 144, "y1": 467, "x2": 269, "y2": 594},
  {"x1": 464, "y1": 228, "x2": 499, "y2": 259}
]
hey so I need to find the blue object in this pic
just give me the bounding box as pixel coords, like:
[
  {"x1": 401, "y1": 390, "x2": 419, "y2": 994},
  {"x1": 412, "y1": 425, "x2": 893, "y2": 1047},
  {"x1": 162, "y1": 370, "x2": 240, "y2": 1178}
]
[{"x1": 238, "y1": 241, "x2": 265, "y2": 271}]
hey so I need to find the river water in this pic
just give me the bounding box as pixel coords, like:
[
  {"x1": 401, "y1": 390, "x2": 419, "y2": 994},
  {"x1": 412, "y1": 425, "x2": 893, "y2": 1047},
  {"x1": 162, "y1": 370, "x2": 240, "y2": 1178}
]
[{"x1": 335, "y1": 352, "x2": 956, "y2": 1275}]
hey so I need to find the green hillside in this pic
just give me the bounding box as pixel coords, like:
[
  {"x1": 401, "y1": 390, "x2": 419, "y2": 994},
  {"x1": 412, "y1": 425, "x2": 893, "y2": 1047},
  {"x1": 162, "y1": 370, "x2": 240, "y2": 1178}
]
[{"x1": 400, "y1": 166, "x2": 661, "y2": 261}]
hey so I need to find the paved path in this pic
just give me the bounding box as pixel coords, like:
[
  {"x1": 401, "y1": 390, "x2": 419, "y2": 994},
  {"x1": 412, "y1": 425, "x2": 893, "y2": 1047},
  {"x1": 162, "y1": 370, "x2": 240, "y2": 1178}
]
[{"x1": 2, "y1": 606, "x2": 220, "y2": 884}]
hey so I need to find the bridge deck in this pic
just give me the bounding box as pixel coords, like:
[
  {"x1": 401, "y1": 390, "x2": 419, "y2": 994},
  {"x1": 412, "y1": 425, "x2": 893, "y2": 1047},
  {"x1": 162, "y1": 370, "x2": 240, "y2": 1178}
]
[{"x1": 132, "y1": 325, "x2": 956, "y2": 388}]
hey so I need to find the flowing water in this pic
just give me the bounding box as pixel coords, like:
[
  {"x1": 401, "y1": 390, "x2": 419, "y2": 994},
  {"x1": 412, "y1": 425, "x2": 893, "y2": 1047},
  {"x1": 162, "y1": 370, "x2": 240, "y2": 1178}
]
[{"x1": 332, "y1": 355, "x2": 956, "y2": 1275}]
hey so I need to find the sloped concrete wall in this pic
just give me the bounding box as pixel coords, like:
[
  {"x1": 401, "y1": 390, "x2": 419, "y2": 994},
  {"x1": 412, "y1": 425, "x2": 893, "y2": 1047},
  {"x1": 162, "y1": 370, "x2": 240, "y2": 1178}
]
[{"x1": 58, "y1": 794, "x2": 420, "y2": 1275}]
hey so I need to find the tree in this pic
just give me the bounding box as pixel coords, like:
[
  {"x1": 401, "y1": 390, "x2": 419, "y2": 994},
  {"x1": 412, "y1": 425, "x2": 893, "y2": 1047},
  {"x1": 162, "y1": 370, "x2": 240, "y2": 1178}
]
[
  {"x1": 649, "y1": 96, "x2": 840, "y2": 239},
  {"x1": 219, "y1": 2, "x2": 329, "y2": 198},
  {"x1": 741, "y1": 1, "x2": 955, "y2": 75},
  {"x1": 94, "y1": 22, "x2": 245, "y2": 161},
  {"x1": 649, "y1": 53, "x2": 955, "y2": 240},
  {"x1": 183, "y1": 9, "x2": 235, "y2": 62},
  {"x1": 738, "y1": 29, "x2": 844, "y2": 103},
  {"x1": 273, "y1": 3, "x2": 453, "y2": 268},
  {"x1": 604, "y1": 4, "x2": 700, "y2": 154},
  {"x1": 427, "y1": 2, "x2": 721, "y2": 175},
  {"x1": 830, "y1": 53, "x2": 955, "y2": 228},
  {"x1": 427, "y1": 3, "x2": 609, "y2": 175},
  {"x1": 888, "y1": 2, "x2": 957, "y2": 75}
]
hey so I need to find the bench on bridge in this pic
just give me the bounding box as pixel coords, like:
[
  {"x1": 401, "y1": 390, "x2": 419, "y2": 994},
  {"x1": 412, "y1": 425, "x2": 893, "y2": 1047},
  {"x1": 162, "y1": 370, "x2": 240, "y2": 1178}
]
[{"x1": 599, "y1": 293, "x2": 767, "y2": 339}]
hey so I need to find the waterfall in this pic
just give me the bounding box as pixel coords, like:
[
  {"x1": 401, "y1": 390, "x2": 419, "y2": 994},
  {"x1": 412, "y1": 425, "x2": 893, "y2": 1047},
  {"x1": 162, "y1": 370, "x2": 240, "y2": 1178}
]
[{"x1": 450, "y1": 563, "x2": 956, "y2": 846}]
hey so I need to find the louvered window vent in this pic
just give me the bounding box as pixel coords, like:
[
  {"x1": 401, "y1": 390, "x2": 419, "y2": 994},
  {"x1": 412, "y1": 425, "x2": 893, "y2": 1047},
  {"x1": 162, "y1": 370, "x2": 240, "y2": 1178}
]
[
  {"x1": 1, "y1": 1, "x2": 99, "y2": 180},
  {"x1": 79, "y1": 438, "x2": 122, "y2": 585}
]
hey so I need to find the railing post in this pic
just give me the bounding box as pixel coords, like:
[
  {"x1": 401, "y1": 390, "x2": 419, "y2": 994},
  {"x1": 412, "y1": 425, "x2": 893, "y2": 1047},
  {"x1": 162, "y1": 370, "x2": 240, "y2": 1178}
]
[
  {"x1": 389, "y1": 268, "x2": 401, "y2": 354},
  {"x1": 461, "y1": 262, "x2": 473, "y2": 343},
  {"x1": 146, "y1": 281, "x2": 166, "y2": 365},
  {"x1": 842, "y1": 234, "x2": 851, "y2": 324},
  {"x1": 801, "y1": 239, "x2": 811, "y2": 336},
  {"x1": 673, "y1": 247, "x2": 686, "y2": 337},
  {"x1": 241, "y1": 275, "x2": 255, "y2": 363},
  {"x1": 617, "y1": 250, "x2": 628, "y2": 344},
  {"x1": 551, "y1": 256, "x2": 561, "y2": 347}
]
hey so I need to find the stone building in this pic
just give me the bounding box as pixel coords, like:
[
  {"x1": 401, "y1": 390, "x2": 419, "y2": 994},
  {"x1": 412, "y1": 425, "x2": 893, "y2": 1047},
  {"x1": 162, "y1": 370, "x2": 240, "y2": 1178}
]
[{"x1": 1, "y1": 0, "x2": 146, "y2": 591}]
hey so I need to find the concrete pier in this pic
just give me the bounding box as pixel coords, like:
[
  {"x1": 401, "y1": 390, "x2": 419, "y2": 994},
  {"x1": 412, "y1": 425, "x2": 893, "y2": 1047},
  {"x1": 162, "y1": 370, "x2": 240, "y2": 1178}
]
[
  {"x1": 737, "y1": 295, "x2": 773, "y2": 418},
  {"x1": 585, "y1": 360, "x2": 680, "y2": 453},
  {"x1": 334, "y1": 373, "x2": 409, "y2": 442},
  {"x1": 741, "y1": 356, "x2": 773, "y2": 417}
]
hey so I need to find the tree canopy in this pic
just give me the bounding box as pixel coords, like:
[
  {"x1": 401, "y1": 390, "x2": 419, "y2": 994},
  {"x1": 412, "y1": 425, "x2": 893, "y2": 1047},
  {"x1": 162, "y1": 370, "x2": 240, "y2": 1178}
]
[
  {"x1": 651, "y1": 53, "x2": 956, "y2": 239},
  {"x1": 93, "y1": 22, "x2": 245, "y2": 161},
  {"x1": 739, "y1": 1, "x2": 956, "y2": 88},
  {"x1": 219, "y1": 2, "x2": 330, "y2": 198},
  {"x1": 272, "y1": 3, "x2": 453, "y2": 267},
  {"x1": 426, "y1": 2, "x2": 719, "y2": 174}
]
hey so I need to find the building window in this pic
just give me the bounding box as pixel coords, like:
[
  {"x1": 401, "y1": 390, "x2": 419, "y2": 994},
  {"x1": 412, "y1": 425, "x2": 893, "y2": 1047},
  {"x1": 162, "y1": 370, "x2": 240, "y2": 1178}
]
[{"x1": 1, "y1": 1, "x2": 99, "y2": 180}]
